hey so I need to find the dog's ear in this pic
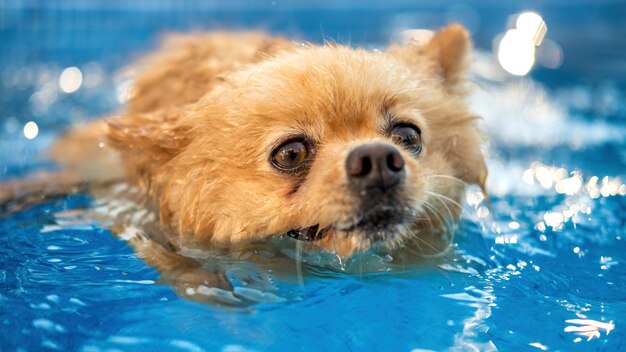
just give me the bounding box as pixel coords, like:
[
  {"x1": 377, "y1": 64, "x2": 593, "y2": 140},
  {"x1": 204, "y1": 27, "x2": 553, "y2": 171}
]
[
  {"x1": 107, "y1": 112, "x2": 193, "y2": 179},
  {"x1": 422, "y1": 24, "x2": 471, "y2": 88},
  {"x1": 389, "y1": 24, "x2": 471, "y2": 91}
]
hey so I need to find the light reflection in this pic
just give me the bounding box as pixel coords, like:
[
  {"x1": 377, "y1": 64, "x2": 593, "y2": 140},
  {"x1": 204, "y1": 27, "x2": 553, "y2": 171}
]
[
  {"x1": 543, "y1": 211, "x2": 564, "y2": 229},
  {"x1": 524, "y1": 162, "x2": 625, "y2": 198},
  {"x1": 59, "y1": 67, "x2": 83, "y2": 93},
  {"x1": 23, "y1": 121, "x2": 39, "y2": 139},
  {"x1": 522, "y1": 168, "x2": 535, "y2": 185},
  {"x1": 495, "y1": 235, "x2": 518, "y2": 244},
  {"x1": 600, "y1": 256, "x2": 617, "y2": 271},
  {"x1": 496, "y1": 11, "x2": 549, "y2": 76},
  {"x1": 515, "y1": 12, "x2": 547, "y2": 46},
  {"x1": 476, "y1": 206, "x2": 490, "y2": 218},
  {"x1": 528, "y1": 342, "x2": 548, "y2": 350},
  {"x1": 555, "y1": 174, "x2": 583, "y2": 195},
  {"x1": 586, "y1": 175, "x2": 625, "y2": 198},
  {"x1": 116, "y1": 79, "x2": 134, "y2": 104},
  {"x1": 534, "y1": 197, "x2": 594, "y2": 233},
  {"x1": 564, "y1": 319, "x2": 614, "y2": 342},
  {"x1": 465, "y1": 190, "x2": 485, "y2": 206},
  {"x1": 441, "y1": 286, "x2": 497, "y2": 350},
  {"x1": 587, "y1": 176, "x2": 600, "y2": 198},
  {"x1": 114, "y1": 67, "x2": 137, "y2": 104},
  {"x1": 508, "y1": 221, "x2": 520, "y2": 230},
  {"x1": 497, "y1": 29, "x2": 536, "y2": 76},
  {"x1": 573, "y1": 246, "x2": 585, "y2": 258}
]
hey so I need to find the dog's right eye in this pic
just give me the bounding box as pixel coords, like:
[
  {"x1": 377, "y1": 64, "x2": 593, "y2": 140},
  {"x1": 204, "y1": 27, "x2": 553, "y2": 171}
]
[{"x1": 271, "y1": 140, "x2": 310, "y2": 171}]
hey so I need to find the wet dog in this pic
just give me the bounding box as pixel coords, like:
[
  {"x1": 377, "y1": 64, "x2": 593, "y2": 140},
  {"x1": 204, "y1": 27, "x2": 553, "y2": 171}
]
[{"x1": 48, "y1": 25, "x2": 487, "y2": 259}]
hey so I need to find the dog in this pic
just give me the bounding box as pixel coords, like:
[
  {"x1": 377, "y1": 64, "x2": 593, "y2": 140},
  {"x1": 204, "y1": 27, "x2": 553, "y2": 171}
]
[{"x1": 44, "y1": 25, "x2": 487, "y2": 261}]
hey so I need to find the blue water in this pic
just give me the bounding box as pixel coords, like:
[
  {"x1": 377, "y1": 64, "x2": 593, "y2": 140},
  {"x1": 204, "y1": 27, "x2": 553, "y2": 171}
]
[{"x1": 1, "y1": 2, "x2": 626, "y2": 351}]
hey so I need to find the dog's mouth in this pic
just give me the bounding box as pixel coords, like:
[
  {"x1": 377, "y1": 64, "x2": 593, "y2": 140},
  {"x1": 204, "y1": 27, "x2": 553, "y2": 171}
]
[
  {"x1": 287, "y1": 225, "x2": 329, "y2": 242},
  {"x1": 286, "y1": 204, "x2": 415, "y2": 244},
  {"x1": 338, "y1": 205, "x2": 410, "y2": 233}
]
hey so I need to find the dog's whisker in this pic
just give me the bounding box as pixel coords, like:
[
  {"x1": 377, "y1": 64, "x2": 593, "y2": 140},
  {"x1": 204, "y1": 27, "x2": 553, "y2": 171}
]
[
  {"x1": 422, "y1": 200, "x2": 447, "y2": 229},
  {"x1": 426, "y1": 191, "x2": 461, "y2": 245},
  {"x1": 412, "y1": 200, "x2": 457, "y2": 258},
  {"x1": 427, "y1": 193, "x2": 456, "y2": 224},
  {"x1": 406, "y1": 226, "x2": 453, "y2": 260},
  {"x1": 408, "y1": 221, "x2": 454, "y2": 259},
  {"x1": 426, "y1": 190, "x2": 462, "y2": 210},
  {"x1": 427, "y1": 174, "x2": 469, "y2": 187},
  {"x1": 295, "y1": 240, "x2": 305, "y2": 288}
]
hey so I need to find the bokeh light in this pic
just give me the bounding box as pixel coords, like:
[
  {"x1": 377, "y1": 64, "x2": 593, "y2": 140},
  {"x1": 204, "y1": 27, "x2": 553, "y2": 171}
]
[
  {"x1": 515, "y1": 12, "x2": 547, "y2": 46},
  {"x1": 497, "y1": 11, "x2": 548, "y2": 76},
  {"x1": 498, "y1": 29, "x2": 536, "y2": 76},
  {"x1": 23, "y1": 121, "x2": 39, "y2": 139},
  {"x1": 58, "y1": 66, "x2": 83, "y2": 93}
]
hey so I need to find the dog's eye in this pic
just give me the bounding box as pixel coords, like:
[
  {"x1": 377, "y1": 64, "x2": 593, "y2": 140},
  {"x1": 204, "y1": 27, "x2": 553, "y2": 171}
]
[
  {"x1": 390, "y1": 124, "x2": 422, "y2": 154},
  {"x1": 272, "y1": 140, "x2": 310, "y2": 170}
]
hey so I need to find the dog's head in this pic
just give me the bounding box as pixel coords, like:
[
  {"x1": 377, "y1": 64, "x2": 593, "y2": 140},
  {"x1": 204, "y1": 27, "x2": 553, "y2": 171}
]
[{"x1": 109, "y1": 25, "x2": 487, "y2": 257}]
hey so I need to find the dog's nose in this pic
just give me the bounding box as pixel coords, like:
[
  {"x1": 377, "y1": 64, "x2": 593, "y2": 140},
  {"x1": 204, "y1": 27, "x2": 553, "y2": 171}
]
[{"x1": 346, "y1": 143, "x2": 404, "y2": 190}]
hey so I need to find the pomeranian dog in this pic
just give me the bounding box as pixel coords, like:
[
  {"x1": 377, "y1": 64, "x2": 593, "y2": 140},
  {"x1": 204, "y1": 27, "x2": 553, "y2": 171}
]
[{"x1": 46, "y1": 25, "x2": 487, "y2": 259}]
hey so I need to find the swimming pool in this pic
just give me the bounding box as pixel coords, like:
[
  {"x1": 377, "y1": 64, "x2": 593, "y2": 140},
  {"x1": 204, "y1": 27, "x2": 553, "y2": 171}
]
[{"x1": 1, "y1": 2, "x2": 625, "y2": 351}]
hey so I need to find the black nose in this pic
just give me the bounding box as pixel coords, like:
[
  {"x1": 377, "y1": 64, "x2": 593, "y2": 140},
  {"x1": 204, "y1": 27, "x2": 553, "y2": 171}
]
[{"x1": 346, "y1": 143, "x2": 405, "y2": 191}]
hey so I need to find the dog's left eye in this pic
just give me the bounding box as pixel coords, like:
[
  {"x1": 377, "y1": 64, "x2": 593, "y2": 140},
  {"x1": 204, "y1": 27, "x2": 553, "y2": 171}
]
[
  {"x1": 271, "y1": 140, "x2": 310, "y2": 170},
  {"x1": 389, "y1": 123, "x2": 422, "y2": 154}
]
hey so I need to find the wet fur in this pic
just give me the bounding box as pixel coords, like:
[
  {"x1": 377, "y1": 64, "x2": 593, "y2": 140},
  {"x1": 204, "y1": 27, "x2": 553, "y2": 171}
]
[{"x1": 50, "y1": 25, "x2": 487, "y2": 258}]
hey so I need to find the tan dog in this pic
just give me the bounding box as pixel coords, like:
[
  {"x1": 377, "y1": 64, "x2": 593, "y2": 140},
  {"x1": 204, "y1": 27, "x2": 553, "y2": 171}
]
[{"x1": 49, "y1": 25, "x2": 487, "y2": 259}]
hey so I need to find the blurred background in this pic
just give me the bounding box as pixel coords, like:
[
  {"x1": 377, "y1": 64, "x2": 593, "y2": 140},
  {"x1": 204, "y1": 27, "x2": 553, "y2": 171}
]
[{"x1": 1, "y1": 0, "x2": 625, "y2": 178}]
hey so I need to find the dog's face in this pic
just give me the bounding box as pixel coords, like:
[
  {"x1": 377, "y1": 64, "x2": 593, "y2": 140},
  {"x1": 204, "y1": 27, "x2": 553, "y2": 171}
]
[{"x1": 109, "y1": 25, "x2": 487, "y2": 257}]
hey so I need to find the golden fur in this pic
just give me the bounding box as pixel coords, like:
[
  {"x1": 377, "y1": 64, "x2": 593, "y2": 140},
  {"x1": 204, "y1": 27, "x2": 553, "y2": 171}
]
[{"x1": 50, "y1": 25, "x2": 487, "y2": 257}]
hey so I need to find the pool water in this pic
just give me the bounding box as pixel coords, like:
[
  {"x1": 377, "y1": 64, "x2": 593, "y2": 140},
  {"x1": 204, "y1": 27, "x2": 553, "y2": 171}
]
[{"x1": 1, "y1": 2, "x2": 625, "y2": 351}]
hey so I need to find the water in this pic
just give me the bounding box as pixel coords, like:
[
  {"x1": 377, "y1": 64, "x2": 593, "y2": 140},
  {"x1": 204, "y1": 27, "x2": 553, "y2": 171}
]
[{"x1": 1, "y1": 2, "x2": 625, "y2": 351}]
